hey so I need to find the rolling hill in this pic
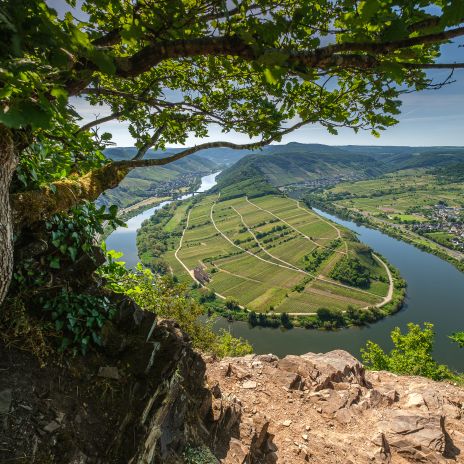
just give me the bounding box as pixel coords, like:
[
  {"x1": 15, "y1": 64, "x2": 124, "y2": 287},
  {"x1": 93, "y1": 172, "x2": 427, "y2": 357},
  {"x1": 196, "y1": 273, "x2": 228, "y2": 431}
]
[{"x1": 213, "y1": 143, "x2": 464, "y2": 198}]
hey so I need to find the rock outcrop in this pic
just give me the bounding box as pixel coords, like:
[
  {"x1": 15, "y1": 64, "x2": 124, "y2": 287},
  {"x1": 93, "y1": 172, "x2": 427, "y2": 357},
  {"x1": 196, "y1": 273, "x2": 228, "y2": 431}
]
[
  {"x1": 0, "y1": 297, "x2": 212, "y2": 464},
  {"x1": 205, "y1": 350, "x2": 464, "y2": 463},
  {"x1": 2, "y1": 302, "x2": 464, "y2": 464}
]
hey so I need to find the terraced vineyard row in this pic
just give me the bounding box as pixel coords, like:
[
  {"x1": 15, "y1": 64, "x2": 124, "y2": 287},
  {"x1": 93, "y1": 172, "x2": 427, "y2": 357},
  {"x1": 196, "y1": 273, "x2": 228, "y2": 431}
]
[{"x1": 159, "y1": 194, "x2": 392, "y2": 315}]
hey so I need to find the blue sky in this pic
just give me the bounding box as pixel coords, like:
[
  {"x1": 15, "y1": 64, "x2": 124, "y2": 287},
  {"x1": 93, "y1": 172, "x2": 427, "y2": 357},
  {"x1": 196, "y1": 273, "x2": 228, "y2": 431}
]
[{"x1": 51, "y1": 0, "x2": 464, "y2": 147}]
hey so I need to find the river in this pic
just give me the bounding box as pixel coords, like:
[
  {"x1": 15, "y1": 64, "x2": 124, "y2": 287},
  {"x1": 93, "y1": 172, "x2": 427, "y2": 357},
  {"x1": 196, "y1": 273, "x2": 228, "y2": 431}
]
[
  {"x1": 105, "y1": 172, "x2": 220, "y2": 269},
  {"x1": 106, "y1": 173, "x2": 464, "y2": 370}
]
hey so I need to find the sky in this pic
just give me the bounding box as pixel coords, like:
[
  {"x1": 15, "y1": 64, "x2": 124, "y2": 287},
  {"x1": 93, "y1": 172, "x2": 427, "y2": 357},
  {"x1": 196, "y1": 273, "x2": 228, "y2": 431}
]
[{"x1": 49, "y1": 0, "x2": 464, "y2": 147}]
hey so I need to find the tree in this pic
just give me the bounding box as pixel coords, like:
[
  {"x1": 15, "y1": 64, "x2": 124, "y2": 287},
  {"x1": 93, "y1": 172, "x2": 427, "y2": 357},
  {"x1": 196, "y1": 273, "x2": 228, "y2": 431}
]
[
  {"x1": 280, "y1": 312, "x2": 293, "y2": 329},
  {"x1": 1, "y1": 1, "x2": 464, "y2": 305},
  {"x1": 361, "y1": 323, "x2": 453, "y2": 380}
]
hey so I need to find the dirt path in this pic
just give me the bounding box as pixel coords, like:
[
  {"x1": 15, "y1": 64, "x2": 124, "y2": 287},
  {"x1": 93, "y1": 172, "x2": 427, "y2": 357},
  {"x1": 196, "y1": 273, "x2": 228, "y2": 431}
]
[
  {"x1": 215, "y1": 266, "x2": 263, "y2": 283},
  {"x1": 242, "y1": 196, "x2": 390, "y2": 299},
  {"x1": 294, "y1": 199, "x2": 349, "y2": 254},
  {"x1": 371, "y1": 253, "x2": 394, "y2": 308},
  {"x1": 175, "y1": 195, "x2": 395, "y2": 315},
  {"x1": 174, "y1": 209, "x2": 197, "y2": 281},
  {"x1": 210, "y1": 197, "x2": 307, "y2": 275},
  {"x1": 246, "y1": 197, "x2": 346, "y2": 255},
  {"x1": 230, "y1": 205, "x2": 305, "y2": 273}
]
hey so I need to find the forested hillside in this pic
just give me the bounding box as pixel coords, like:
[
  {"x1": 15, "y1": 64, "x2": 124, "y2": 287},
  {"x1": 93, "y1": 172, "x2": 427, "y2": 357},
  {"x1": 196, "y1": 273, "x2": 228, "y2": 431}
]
[
  {"x1": 98, "y1": 148, "x2": 219, "y2": 207},
  {"x1": 214, "y1": 144, "x2": 464, "y2": 196}
]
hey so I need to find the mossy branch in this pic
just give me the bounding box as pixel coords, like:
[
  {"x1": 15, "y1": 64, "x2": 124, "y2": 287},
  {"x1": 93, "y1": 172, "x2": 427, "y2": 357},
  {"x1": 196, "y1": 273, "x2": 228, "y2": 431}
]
[{"x1": 11, "y1": 163, "x2": 129, "y2": 229}]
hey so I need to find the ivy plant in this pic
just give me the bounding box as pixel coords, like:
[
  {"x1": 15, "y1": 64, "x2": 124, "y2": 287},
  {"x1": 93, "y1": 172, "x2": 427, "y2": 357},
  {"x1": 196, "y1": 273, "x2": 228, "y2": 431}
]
[
  {"x1": 45, "y1": 201, "x2": 125, "y2": 270},
  {"x1": 43, "y1": 289, "x2": 116, "y2": 356}
]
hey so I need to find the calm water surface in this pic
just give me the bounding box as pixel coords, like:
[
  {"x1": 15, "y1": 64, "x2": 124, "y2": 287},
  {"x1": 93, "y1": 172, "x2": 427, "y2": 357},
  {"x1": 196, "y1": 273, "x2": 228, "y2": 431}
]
[
  {"x1": 217, "y1": 209, "x2": 464, "y2": 370},
  {"x1": 106, "y1": 177, "x2": 464, "y2": 370},
  {"x1": 106, "y1": 172, "x2": 220, "y2": 269}
]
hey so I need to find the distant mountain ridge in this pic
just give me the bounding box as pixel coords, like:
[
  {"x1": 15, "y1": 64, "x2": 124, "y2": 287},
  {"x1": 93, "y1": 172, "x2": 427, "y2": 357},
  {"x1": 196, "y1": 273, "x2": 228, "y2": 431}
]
[
  {"x1": 104, "y1": 146, "x2": 251, "y2": 166},
  {"x1": 214, "y1": 142, "x2": 464, "y2": 197},
  {"x1": 101, "y1": 143, "x2": 464, "y2": 206}
]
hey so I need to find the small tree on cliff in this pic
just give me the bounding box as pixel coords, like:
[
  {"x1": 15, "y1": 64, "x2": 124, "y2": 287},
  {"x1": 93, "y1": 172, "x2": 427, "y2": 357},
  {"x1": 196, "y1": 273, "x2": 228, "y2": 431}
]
[{"x1": 1, "y1": 0, "x2": 464, "y2": 305}]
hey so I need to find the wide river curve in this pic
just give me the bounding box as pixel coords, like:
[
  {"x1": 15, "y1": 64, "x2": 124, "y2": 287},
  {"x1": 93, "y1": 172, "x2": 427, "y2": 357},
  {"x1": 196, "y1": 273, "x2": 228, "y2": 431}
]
[{"x1": 106, "y1": 173, "x2": 464, "y2": 371}]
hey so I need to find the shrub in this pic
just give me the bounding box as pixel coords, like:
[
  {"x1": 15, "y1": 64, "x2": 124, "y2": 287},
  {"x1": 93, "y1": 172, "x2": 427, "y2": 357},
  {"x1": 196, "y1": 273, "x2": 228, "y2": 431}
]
[
  {"x1": 98, "y1": 256, "x2": 252, "y2": 357},
  {"x1": 361, "y1": 323, "x2": 453, "y2": 380},
  {"x1": 248, "y1": 311, "x2": 258, "y2": 327},
  {"x1": 330, "y1": 256, "x2": 370, "y2": 288},
  {"x1": 225, "y1": 297, "x2": 241, "y2": 311},
  {"x1": 280, "y1": 312, "x2": 293, "y2": 329},
  {"x1": 183, "y1": 445, "x2": 217, "y2": 464},
  {"x1": 317, "y1": 307, "x2": 344, "y2": 324}
]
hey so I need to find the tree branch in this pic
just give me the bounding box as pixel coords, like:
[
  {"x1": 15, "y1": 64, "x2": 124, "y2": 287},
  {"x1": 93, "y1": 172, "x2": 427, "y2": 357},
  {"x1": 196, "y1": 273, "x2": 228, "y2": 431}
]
[
  {"x1": 77, "y1": 111, "x2": 124, "y2": 133},
  {"x1": 132, "y1": 125, "x2": 166, "y2": 160},
  {"x1": 310, "y1": 26, "x2": 464, "y2": 59},
  {"x1": 68, "y1": 23, "x2": 464, "y2": 95},
  {"x1": 115, "y1": 119, "x2": 312, "y2": 169},
  {"x1": 10, "y1": 118, "x2": 313, "y2": 226},
  {"x1": 11, "y1": 164, "x2": 130, "y2": 229}
]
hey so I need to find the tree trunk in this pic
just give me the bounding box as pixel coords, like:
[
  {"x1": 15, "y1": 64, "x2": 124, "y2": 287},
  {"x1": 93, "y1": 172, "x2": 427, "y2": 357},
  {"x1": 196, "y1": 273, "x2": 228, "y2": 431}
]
[{"x1": 0, "y1": 125, "x2": 18, "y2": 307}]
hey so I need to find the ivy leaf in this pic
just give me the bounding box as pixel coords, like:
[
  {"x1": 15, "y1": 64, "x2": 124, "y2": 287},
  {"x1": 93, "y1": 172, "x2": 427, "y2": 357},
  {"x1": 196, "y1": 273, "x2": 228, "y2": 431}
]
[
  {"x1": 68, "y1": 246, "x2": 77, "y2": 261},
  {"x1": 49, "y1": 256, "x2": 61, "y2": 269}
]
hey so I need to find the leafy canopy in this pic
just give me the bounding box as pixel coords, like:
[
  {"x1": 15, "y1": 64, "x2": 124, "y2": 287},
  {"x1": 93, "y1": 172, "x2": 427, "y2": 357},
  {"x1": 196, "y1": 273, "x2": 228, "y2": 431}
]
[
  {"x1": 2, "y1": 0, "x2": 464, "y2": 197},
  {"x1": 361, "y1": 322, "x2": 454, "y2": 380}
]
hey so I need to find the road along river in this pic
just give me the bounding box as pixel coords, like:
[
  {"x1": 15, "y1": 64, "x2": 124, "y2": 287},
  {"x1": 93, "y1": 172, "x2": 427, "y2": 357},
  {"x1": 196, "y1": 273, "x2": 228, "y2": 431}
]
[{"x1": 215, "y1": 209, "x2": 464, "y2": 371}]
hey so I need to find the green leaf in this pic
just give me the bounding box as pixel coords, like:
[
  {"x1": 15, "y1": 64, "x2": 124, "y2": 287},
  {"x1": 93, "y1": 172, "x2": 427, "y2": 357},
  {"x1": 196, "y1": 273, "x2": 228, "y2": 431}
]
[
  {"x1": 49, "y1": 256, "x2": 61, "y2": 269},
  {"x1": 358, "y1": 0, "x2": 381, "y2": 20},
  {"x1": 88, "y1": 49, "x2": 116, "y2": 75},
  {"x1": 68, "y1": 246, "x2": 77, "y2": 261},
  {"x1": 263, "y1": 68, "x2": 278, "y2": 85}
]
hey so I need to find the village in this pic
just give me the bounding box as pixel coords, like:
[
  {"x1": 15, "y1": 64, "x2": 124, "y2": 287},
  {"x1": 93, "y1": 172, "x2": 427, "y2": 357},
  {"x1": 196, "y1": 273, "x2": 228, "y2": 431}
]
[
  {"x1": 281, "y1": 173, "x2": 366, "y2": 194},
  {"x1": 411, "y1": 204, "x2": 464, "y2": 250}
]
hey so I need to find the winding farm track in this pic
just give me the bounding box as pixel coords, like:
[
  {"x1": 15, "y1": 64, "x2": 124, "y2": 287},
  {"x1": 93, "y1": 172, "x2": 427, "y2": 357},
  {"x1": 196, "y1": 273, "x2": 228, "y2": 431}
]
[
  {"x1": 246, "y1": 197, "x2": 347, "y2": 255},
  {"x1": 174, "y1": 194, "x2": 395, "y2": 314},
  {"x1": 293, "y1": 198, "x2": 350, "y2": 254},
  {"x1": 230, "y1": 205, "x2": 304, "y2": 273},
  {"x1": 174, "y1": 208, "x2": 196, "y2": 280},
  {"x1": 210, "y1": 197, "x2": 307, "y2": 275}
]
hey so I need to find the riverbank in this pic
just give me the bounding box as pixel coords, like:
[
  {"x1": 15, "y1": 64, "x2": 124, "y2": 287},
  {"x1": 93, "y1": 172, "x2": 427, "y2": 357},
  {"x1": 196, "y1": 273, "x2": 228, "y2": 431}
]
[
  {"x1": 145, "y1": 191, "x2": 406, "y2": 331},
  {"x1": 106, "y1": 174, "x2": 464, "y2": 370},
  {"x1": 307, "y1": 199, "x2": 464, "y2": 274}
]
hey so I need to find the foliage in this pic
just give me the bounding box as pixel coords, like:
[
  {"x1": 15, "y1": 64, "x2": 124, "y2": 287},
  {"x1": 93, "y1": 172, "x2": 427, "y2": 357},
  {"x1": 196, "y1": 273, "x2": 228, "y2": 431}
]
[
  {"x1": 330, "y1": 256, "x2": 371, "y2": 288},
  {"x1": 98, "y1": 255, "x2": 252, "y2": 357},
  {"x1": 183, "y1": 446, "x2": 217, "y2": 464},
  {"x1": 4, "y1": 0, "x2": 462, "y2": 203},
  {"x1": 2, "y1": 0, "x2": 462, "y2": 315},
  {"x1": 433, "y1": 163, "x2": 464, "y2": 183},
  {"x1": 450, "y1": 332, "x2": 464, "y2": 348},
  {"x1": 361, "y1": 323, "x2": 453, "y2": 380},
  {"x1": 316, "y1": 307, "x2": 345, "y2": 327},
  {"x1": 304, "y1": 240, "x2": 340, "y2": 273},
  {"x1": 225, "y1": 298, "x2": 241, "y2": 311},
  {"x1": 136, "y1": 202, "x2": 179, "y2": 271},
  {"x1": 45, "y1": 201, "x2": 124, "y2": 270},
  {"x1": 213, "y1": 330, "x2": 253, "y2": 357},
  {"x1": 42, "y1": 290, "x2": 116, "y2": 356}
]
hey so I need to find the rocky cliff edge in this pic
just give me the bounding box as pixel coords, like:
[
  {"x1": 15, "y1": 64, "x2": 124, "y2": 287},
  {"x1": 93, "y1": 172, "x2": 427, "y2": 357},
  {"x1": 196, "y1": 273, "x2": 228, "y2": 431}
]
[
  {"x1": 206, "y1": 350, "x2": 464, "y2": 463},
  {"x1": 1, "y1": 298, "x2": 464, "y2": 464}
]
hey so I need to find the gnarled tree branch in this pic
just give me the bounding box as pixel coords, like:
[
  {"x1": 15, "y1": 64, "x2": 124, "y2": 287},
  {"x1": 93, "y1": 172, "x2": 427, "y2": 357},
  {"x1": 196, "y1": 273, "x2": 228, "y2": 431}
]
[{"x1": 10, "y1": 118, "x2": 312, "y2": 227}]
